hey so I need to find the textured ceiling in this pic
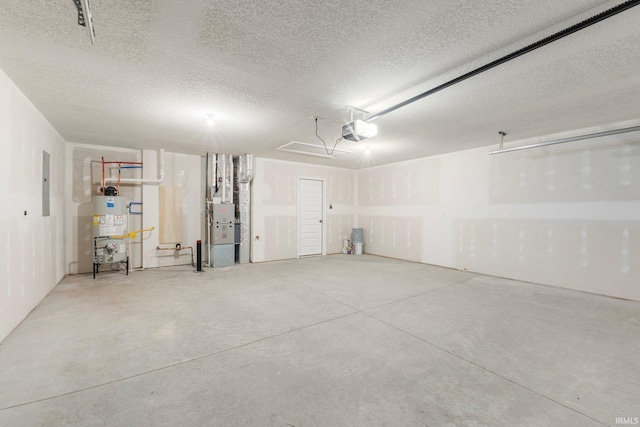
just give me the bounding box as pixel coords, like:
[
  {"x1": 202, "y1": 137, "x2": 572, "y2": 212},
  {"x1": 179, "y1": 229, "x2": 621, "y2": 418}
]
[{"x1": 1, "y1": 0, "x2": 639, "y2": 168}]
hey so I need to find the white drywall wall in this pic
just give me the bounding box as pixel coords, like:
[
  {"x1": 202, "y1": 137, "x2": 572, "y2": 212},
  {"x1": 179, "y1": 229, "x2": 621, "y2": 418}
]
[
  {"x1": 251, "y1": 158, "x2": 356, "y2": 262},
  {"x1": 156, "y1": 151, "x2": 202, "y2": 267},
  {"x1": 357, "y1": 121, "x2": 640, "y2": 301},
  {"x1": 1, "y1": 68, "x2": 66, "y2": 342}
]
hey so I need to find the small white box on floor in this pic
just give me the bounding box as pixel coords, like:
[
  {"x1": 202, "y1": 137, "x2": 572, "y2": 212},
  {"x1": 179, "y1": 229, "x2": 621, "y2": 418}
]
[{"x1": 354, "y1": 242, "x2": 363, "y2": 255}]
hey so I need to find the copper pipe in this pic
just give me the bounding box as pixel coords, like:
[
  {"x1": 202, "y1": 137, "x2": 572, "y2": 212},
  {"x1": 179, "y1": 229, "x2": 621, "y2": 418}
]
[
  {"x1": 155, "y1": 246, "x2": 195, "y2": 266},
  {"x1": 102, "y1": 161, "x2": 142, "y2": 165}
]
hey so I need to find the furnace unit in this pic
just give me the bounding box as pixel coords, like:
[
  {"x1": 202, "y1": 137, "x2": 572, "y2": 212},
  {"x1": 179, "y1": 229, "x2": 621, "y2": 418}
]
[
  {"x1": 205, "y1": 153, "x2": 252, "y2": 268},
  {"x1": 212, "y1": 203, "x2": 235, "y2": 268}
]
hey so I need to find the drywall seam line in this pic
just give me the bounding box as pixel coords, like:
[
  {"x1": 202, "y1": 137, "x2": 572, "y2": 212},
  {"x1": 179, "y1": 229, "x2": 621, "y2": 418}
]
[{"x1": 362, "y1": 312, "x2": 607, "y2": 426}]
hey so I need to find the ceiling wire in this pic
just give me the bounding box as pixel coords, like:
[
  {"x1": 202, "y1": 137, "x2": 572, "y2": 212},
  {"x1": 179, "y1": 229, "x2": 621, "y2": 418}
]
[{"x1": 314, "y1": 117, "x2": 343, "y2": 155}]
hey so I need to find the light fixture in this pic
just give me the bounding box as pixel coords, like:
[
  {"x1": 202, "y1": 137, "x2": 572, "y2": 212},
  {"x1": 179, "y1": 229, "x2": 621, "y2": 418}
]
[
  {"x1": 364, "y1": 145, "x2": 371, "y2": 155},
  {"x1": 206, "y1": 113, "x2": 215, "y2": 127},
  {"x1": 342, "y1": 119, "x2": 377, "y2": 142},
  {"x1": 310, "y1": 107, "x2": 378, "y2": 157}
]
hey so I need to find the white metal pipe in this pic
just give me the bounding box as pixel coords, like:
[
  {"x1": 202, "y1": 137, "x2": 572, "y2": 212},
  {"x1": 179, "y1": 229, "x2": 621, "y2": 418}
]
[
  {"x1": 489, "y1": 126, "x2": 640, "y2": 155},
  {"x1": 107, "y1": 178, "x2": 161, "y2": 183},
  {"x1": 220, "y1": 154, "x2": 227, "y2": 203},
  {"x1": 226, "y1": 154, "x2": 234, "y2": 204},
  {"x1": 159, "y1": 148, "x2": 165, "y2": 181}
]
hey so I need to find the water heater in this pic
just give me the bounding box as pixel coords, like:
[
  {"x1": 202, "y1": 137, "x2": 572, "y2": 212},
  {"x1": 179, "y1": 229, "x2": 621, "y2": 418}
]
[{"x1": 93, "y1": 196, "x2": 129, "y2": 277}]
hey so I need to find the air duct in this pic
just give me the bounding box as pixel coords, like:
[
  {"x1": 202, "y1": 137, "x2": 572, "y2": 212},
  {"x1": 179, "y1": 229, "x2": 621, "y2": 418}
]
[{"x1": 236, "y1": 154, "x2": 253, "y2": 264}]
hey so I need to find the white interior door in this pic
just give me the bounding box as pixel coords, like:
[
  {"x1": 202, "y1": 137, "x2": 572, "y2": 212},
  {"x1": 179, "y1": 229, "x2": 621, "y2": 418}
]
[{"x1": 298, "y1": 178, "x2": 323, "y2": 256}]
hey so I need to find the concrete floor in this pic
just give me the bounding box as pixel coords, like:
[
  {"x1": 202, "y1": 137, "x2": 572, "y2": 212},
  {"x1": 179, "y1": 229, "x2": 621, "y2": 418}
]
[{"x1": 0, "y1": 255, "x2": 638, "y2": 426}]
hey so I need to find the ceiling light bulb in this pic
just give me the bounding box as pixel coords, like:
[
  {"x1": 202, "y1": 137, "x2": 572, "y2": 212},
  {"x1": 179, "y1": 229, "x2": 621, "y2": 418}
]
[
  {"x1": 342, "y1": 119, "x2": 378, "y2": 141},
  {"x1": 364, "y1": 122, "x2": 378, "y2": 138},
  {"x1": 207, "y1": 117, "x2": 215, "y2": 127},
  {"x1": 364, "y1": 145, "x2": 371, "y2": 155}
]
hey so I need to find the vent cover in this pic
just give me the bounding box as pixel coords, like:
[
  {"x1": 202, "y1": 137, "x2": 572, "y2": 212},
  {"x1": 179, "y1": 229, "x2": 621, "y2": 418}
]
[{"x1": 276, "y1": 141, "x2": 354, "y2": 159}]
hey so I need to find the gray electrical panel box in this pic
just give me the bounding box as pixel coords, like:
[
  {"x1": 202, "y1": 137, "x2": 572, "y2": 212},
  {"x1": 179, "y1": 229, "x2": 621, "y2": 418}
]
[{"x1": 213, "y1": 204, "x2": 235, "y2": 245}]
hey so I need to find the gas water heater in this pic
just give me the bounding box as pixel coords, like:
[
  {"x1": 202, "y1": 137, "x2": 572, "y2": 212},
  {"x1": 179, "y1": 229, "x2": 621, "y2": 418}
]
[{"x1": 93, "y1": 195, "x2": 129, "y2": 278}]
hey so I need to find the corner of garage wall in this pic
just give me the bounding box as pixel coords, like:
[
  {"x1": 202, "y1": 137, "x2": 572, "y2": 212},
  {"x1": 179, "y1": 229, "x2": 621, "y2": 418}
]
[
  {"x1": 355, "y1": 121, "x2": 640, "y2": 301},
  {"x1": 0, "y1": 67, "x2": 67, "y2": 343}
]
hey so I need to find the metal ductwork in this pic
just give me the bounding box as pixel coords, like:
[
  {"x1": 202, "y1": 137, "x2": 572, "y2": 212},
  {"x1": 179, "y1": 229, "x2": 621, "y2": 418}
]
[
  {"x1": 236, "y1": 154, "x2": 254, "y2": 264},
  {"x1": 205, "y1": 153, "x2": 253, "y2": 267}
]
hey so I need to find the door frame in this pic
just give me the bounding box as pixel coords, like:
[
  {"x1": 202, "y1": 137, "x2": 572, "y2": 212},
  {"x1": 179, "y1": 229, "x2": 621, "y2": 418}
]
[{"x1": 296, "y1": 177, "x2": 326, "y2": 258}]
